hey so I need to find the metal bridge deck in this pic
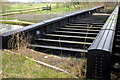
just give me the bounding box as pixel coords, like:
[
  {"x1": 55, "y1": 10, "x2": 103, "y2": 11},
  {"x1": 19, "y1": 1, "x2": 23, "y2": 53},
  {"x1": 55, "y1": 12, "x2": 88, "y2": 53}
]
[{"x1": 29, "y1": 14, "x2": 109, "y2": 56}]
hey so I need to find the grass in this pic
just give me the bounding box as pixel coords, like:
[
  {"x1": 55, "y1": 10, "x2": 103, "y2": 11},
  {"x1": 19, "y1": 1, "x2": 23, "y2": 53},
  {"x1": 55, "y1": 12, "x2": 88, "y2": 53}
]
[
  {"x1": 0, "y1": 17, "x2": 15, "y2": 20},
  {"x1": 1, "y1": 3, "x2": 81, "y2": 20},
  {"x1": 1, "y1": 3, "x2": 90, "y2": 14},
  {"x1": 2, "y1": 48, "x2": 88, "y2": 78},
  {"x1": 0, "y1": 3, "x2": 87, "y2": 23},
  {"x1": 2, "y1": 3, "x2": 56, "y2": 11},
  {"x1": 33, "y1": 5, "x2": 77, "y2": 14},
  {"x1": 2, "y1": 50, "x2": 73, "y2": 78},
  {"x1": 0, "y1": 3, "x2": 99, "y2": 23}
]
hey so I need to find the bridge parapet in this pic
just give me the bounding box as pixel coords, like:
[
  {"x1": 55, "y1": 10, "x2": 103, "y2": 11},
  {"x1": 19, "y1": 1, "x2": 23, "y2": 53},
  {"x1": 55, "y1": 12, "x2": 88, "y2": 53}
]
[
  {"x1": 0, "y1": 6, "x2": 104, "y2": 49},
  {"x1": 101, "y1": 6, "x2": 119, "y2": 30},
  {"x1": 86, "y1": 6, "x2": 119, "y2": 80}
]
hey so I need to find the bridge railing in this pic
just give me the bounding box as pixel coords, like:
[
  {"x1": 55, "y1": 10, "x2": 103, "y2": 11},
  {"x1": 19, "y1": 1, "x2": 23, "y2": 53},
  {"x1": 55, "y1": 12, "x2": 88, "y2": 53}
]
[
  {"x1": 0, "y1": 6, "x2": 104, "y2": 49},
  {"x1": 86, "y1": 6, "x2": 119, "y2": 80}
]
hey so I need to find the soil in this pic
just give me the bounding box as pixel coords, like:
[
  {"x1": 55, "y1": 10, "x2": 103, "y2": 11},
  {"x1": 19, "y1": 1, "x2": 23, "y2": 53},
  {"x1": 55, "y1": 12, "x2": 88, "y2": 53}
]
[{"x1": 6, "y1": 14, "x2": 62, "y2": 22}]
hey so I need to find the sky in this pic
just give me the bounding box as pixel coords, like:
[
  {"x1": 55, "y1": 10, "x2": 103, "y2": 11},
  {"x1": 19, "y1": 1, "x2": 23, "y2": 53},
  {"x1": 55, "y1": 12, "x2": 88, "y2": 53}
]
[
  {"x1": 7, "y1": 0, "x2": 120, "y2": 3},
  {"x1": 8, "y1": 0, "x2": 34, "y2": 2}
]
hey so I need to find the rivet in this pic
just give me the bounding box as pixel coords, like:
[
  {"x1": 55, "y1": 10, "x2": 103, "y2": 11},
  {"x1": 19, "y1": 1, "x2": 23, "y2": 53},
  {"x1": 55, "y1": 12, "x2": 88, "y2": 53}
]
[
  {"x1": 100, "y1": 77, "x2": 102, "y2": 79},
  {"x1": 100, "y1": 74, "x2": 102, "y2": 75}
]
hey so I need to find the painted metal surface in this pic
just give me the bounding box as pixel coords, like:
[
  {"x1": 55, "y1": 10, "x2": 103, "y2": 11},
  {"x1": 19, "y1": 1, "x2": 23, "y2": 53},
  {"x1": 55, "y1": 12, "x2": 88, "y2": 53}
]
[{"x1": 86, "y1": 6, "x2": 119, "y2": 80}]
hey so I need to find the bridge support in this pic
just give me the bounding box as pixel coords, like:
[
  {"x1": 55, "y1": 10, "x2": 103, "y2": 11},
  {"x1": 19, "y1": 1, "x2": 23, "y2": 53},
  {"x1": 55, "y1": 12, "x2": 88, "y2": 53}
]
[{"x1": 86, "y1": 50, "x2": 111, "y2": 80}]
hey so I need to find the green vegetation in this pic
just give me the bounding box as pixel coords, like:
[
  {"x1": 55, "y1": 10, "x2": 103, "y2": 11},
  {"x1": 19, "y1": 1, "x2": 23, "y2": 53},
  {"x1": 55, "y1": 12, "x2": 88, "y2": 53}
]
[
  {"x1": 2, "y1": 51, "x2": 73, "y2": 78},
  {"x1": 2, "y1": 3, "x2": 56, "y2": 11},
  {"x1": 0, "y1": 2, "x2": 100, "y2": 23},
  {"x1": 0, "y1": 3, "x2": 89, "y2": 23},
  {"x1": 1, "y1": 48, "x2": 87, "y2": 78},
  {"x1": 0, "y1": 17, "x2": 15, "y2": 20},
  {"x1": 1, "y1": 3, "x2": 95, "y2": 15},
  {"x1": 9, "y1": 3, "x2": 56, "y2": 10}
]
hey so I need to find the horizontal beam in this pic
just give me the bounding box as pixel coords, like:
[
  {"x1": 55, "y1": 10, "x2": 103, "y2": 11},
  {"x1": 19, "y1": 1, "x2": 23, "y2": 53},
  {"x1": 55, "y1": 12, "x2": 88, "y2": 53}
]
[
  {"x1": 45, "y1": 34, "x2": 96, "y2": 39},
  {"x1": 60, "y1": 28, "x2": 100, "y2": 32},
  {"x1": 36, "y1": 38, "x2": 92, "y2": 45},
  {"x1": 29, "y1": 44, "x2": 88, "y2": 53},
  {"x1": 55, "y1": 31, "x2": 97, "y2": 35},
  {"x1": 65, "y1": 25, "x2": 101, "y2": 29}
]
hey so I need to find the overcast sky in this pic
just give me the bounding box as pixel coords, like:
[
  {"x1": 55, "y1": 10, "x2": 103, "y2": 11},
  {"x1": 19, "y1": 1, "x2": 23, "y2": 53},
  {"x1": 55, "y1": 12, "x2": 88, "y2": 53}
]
[
  {"x1": 7, "y1": 0, "x2": 120, "y2": 2},
  {"x1": 8, "y1": 0, "x2": 34, "y2": 2}
]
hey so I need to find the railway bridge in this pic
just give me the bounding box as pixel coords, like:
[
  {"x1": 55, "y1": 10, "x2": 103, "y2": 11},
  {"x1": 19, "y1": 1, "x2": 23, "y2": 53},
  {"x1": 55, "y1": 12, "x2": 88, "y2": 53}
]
[{"x1": 0, "y1": 6, "x2": 119, "y2": 79}]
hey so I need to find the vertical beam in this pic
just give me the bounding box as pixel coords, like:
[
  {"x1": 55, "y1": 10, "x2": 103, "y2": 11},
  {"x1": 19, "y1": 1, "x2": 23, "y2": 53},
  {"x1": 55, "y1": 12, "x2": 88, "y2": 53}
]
[{"x1": 0, "y1": 35, "x2": 2, "y2": 49}]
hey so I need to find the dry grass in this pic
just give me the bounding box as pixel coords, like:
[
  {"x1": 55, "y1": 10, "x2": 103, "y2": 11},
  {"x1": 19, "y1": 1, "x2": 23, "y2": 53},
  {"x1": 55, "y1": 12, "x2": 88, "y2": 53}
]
[
  {"x1": 2, "y1": 48, "x2": 87, "y2": 78},
  {"x1": 2, "y1": 50, "x2": 73, "y2": 78}
]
